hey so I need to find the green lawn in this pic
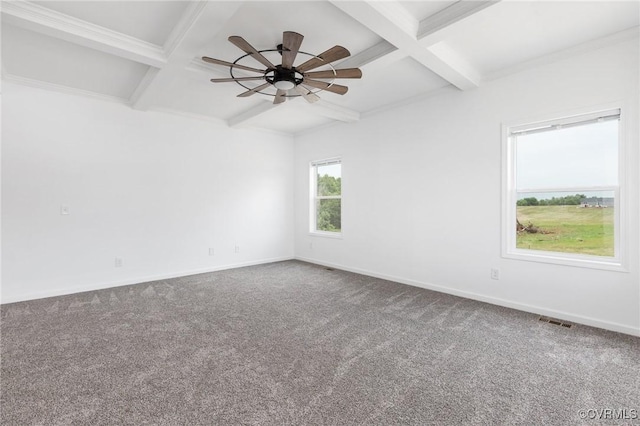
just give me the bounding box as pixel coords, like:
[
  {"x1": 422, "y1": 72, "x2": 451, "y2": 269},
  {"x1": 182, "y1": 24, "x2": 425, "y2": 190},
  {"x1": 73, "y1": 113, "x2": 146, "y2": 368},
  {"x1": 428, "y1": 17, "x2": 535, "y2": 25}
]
[{"x1": 516, "y1": 205, "x2": 614, "y2": 257}]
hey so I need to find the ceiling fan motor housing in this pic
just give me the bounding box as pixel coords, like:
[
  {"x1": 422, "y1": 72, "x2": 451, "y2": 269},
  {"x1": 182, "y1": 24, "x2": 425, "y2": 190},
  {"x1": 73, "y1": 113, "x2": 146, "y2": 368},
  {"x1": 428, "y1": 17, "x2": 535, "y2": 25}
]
[{"x1": 267, "y1": 65, "x2": 302, "y2": 90}]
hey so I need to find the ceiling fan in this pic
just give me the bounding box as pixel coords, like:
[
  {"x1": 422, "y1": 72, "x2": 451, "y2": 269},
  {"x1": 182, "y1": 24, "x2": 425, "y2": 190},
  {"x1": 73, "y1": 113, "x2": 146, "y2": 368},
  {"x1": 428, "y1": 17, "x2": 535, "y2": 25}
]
[{"x1": 202, "y1": 31, "x2": 362, "y2": 105}]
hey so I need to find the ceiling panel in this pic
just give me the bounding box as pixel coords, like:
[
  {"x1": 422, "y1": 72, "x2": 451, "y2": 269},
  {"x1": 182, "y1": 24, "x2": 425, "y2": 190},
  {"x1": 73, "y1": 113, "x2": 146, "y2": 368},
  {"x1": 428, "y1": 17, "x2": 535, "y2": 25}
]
[
  {"x1": 443, "y1": 1, "x2": 640, "y2": 76},
  {"x1": 328, "y1": 56, "x2": 450, "y2": 112},
  {"x1": 2, "y1": 24, "x2": 149, "y2": 99},
  {"x1": 31, "y1": 1, "x2": 190, "y2": 46},
  {"x1": 152, "y1": 73, "x2": 266, "y2": 121},
  {"x1": 240, "y1": 101, "x2": 336, "y2": 135},
  {"x1": 198, "y1": 1, "x2": 383, "y2": 70}
]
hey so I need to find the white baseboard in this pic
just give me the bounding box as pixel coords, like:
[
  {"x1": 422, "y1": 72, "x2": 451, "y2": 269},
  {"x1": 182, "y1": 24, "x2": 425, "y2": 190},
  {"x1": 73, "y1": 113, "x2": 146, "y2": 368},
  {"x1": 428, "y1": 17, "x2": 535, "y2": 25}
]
[
  {"x1": 295, "y1": 256, "x2": 640, "y2": 337},
  {"x1": 5, "y1": 255, "x2": 638, "y2": 337},
  {"x1": 1, "y1": 256, "x2": 294, "y2": 305}
]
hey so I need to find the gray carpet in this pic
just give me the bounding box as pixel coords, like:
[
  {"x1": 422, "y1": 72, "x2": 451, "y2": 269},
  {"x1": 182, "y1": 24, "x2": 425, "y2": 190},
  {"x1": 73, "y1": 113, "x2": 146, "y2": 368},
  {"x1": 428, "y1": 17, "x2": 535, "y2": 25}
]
[{"x1": 1, "y1": 260, "x2": 639, "y2": 425}]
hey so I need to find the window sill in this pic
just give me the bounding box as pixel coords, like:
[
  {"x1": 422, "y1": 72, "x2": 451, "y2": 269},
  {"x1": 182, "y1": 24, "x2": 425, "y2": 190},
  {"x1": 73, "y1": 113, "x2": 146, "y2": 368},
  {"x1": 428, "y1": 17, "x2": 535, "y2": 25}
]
[
  {"x1": 309, "y1": 231, "x2": 343, "y2": 239},
  {"x1": 502, "y1": 249, "x2": 627, "y2": 272}
]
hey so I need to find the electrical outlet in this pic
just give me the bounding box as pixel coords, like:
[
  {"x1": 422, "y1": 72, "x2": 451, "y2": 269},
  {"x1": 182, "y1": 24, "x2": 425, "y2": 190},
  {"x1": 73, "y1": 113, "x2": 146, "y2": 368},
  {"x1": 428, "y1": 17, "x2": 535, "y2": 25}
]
[
  {"x1": 208, "y1": 248, "x2": 215, "y2": 256},
  {"x1": 235, "y1": 246, "x2": 240, "y2": 253},
  {"x1": 309, "y1": 242, "x2": 313, "y2": 249},
  {"x1": 490, "y1": 268, "x2": 500, "y2": 280},
  {"x1": 115, "y1": 257, "x2": 123, "y2": 268}
]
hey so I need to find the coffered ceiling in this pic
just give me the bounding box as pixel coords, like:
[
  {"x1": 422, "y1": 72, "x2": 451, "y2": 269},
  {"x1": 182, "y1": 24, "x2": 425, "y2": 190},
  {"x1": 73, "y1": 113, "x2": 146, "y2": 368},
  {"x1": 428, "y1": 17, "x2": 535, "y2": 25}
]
[{"x1": 2, "y1": 1, "x2": 638, "y2": 135}]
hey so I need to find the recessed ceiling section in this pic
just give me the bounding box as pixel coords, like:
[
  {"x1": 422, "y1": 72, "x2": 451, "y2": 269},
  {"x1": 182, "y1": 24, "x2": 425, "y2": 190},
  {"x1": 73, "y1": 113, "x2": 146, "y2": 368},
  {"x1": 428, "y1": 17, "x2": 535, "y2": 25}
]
[
  {"x1": 198, "y1": 1, "x2": 383, "y2": 71},
  {"x1": 31, "y1": 1, "x2": 190, "y2": 46},
  {"x1": 330, "y1": 56, "x2": 451, "y2": 113},
  {"x1": 152, "y1": 75, "x2": 262, "y2": 121},
  {"x1": 443, "y1": 1, "x2": 640, "y2": 76},
  {"x1": 237, "y1": 102, "x2": 336, "y2": 135},
  {"x1": 2, "y1": 24, "x2": 150, "y2": 100}
]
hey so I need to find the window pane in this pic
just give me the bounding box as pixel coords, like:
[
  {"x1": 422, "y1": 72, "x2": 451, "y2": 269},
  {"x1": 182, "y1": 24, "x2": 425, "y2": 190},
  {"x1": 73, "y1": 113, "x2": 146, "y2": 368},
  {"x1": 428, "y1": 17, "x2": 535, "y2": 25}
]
[
  {"x1": 516, "y1": 190, "x2": 614, "y2": 257},
  {"x1": 317, "y1": 163, "x2": 341, "y2": 196},
  {"x1": 316, "y1": 199, "x2": 341, "y2": 232},
  {"x1": 516, "y1": 120, "x2": 618, "y2": 189}
]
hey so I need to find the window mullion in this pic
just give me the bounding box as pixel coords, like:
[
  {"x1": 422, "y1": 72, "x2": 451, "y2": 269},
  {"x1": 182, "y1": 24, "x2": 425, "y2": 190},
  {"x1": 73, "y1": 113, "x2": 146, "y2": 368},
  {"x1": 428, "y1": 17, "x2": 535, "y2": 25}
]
[{"x1": 516, "y1": 186, "x2": 618, "y2": 193}]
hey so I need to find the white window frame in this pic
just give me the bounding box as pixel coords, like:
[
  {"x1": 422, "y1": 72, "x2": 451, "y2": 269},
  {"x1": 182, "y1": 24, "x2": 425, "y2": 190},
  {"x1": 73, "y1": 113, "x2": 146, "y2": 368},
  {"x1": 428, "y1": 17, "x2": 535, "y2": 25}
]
[
  {"x1": 501, "y1": 106, "x2": 628, "y2": 272},
  {"x1": 310, "y1": 157, "x2": 342, "y2": 238}
]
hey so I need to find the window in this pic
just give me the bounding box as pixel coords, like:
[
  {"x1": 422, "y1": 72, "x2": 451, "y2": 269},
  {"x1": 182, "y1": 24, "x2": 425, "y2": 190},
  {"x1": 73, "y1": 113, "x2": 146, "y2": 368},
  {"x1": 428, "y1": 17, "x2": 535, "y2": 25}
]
[
  {"x1": 311, "y1": 158, "x2": 341, "y2": 235},
  {"x1": 503, "y1": 108, "x2": 625, "y2": 269}
]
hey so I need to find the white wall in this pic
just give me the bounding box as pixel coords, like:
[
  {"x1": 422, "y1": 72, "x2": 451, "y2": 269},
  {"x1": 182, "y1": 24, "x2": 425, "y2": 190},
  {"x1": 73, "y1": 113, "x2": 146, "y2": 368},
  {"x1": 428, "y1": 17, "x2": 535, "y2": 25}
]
[
  {"x1": 294, "y1": 38, "x2": 640, "y2": 336},
  {"x1": 2, "y1": 83, "x2": 294, "y2": 303},
  {"x1": 3, "y1": 38, "x2": 638, "y2": 337}
]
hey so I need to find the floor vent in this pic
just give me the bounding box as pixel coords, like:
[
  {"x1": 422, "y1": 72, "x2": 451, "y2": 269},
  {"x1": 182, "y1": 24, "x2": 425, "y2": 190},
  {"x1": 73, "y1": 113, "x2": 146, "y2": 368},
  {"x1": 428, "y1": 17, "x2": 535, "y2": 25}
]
[{"x1": 539, "y1": 316, "x2": 573, "y2": 329}]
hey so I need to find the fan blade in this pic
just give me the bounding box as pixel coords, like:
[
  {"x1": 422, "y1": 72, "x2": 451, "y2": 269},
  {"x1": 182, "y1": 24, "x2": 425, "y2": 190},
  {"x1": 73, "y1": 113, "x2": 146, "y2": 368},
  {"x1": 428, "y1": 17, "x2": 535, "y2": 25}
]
[
  {"x1": 210, "y1": 77, "x2": 266, "y2": 83},
  {"x1": 282, "y1": 31, "x2": 304, "y2": 69},
  {"x1": 228, "y1": 36, "x2": 276, "y2": 69},
  {"x1": 273, "y1": 89, "x2": 287, "y2": 104},
  {"x1": 295, "y1": 46, "x2": 350, "y2": 73},
  {"x1": 294, "y1": 85, "x2": 320, "y2": 103},
  {"x1": 202, "y1": 57, "x2": 265, "y2": 74},
  {"x1": 237, "y1": 83, "x2": 271, "y2": 97},
  {"x1": 302, "y1": 79, "x2": 348, "y2": 95},
  {"x1": 303, "y1": 68, "x2": 362, "y2": 79}
]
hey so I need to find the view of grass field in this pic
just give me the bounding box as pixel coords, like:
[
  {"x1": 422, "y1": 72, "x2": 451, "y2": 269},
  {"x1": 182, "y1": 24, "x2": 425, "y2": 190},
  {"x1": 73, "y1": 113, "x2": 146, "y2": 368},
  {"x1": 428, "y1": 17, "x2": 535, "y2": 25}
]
[{"x1": 516, "y1": 205, "x2": 614, "y2": 257}]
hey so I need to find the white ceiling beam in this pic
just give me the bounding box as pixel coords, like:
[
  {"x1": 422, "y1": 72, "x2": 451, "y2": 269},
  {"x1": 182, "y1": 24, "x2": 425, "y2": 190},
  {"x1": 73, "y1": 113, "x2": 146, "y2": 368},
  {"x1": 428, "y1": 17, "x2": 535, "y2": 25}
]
[
  {"x1": 335, "y1": 41, "x2": 407, "y2": 85},
  {"x1": 331, "y1": 0, "x2": 480, "y2": 90},
  {"x1": 127, "y1": 67, "x2": 161, "y2": 109},
  {"x1": 185, "y1": 58, "x2": 259, "y2": 81},
  {"x1": 131, "y1": 1, "x2": 243, "y2": 111},
  {"x1": 227, "y1": 96, "x2": 360, "y2": 128},
  {"x1": 337, "y1": 40, "x2": 406, "y2": 70},
  {"x1": 227, "y1": 101, "x2": 279, "y2": 128},
  {"x1": 1, "y1": 0, "x2": 166, "y2": 67},
  {"x1": 365, "y1": 1, "x2": 419, "y2": 39},
  {"x1": 309, "y1": 99, "x2": 360, "y2": 123},
  {"x1": 331, "y1": 0, "x2": 502, "y2": 91},
  {"x1": 2, "y1": 71, "x2": 130, "y2": 104},
  {"x1": 426, "y1": 41, "x2": 479, "y2": 87},
  {"x1": 418, "y1": 1, "x2": 500, "y2": 44},
  {"x1": 161, "y1": 1, "x2": 209, "y2": 57}
]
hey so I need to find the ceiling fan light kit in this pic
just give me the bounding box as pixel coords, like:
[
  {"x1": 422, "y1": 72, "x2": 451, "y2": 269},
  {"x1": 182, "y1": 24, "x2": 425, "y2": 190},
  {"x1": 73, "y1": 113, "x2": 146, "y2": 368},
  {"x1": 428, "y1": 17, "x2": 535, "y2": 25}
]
[{"x1": 203, "y1": 31, "x2": 362, "y2": 105}]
